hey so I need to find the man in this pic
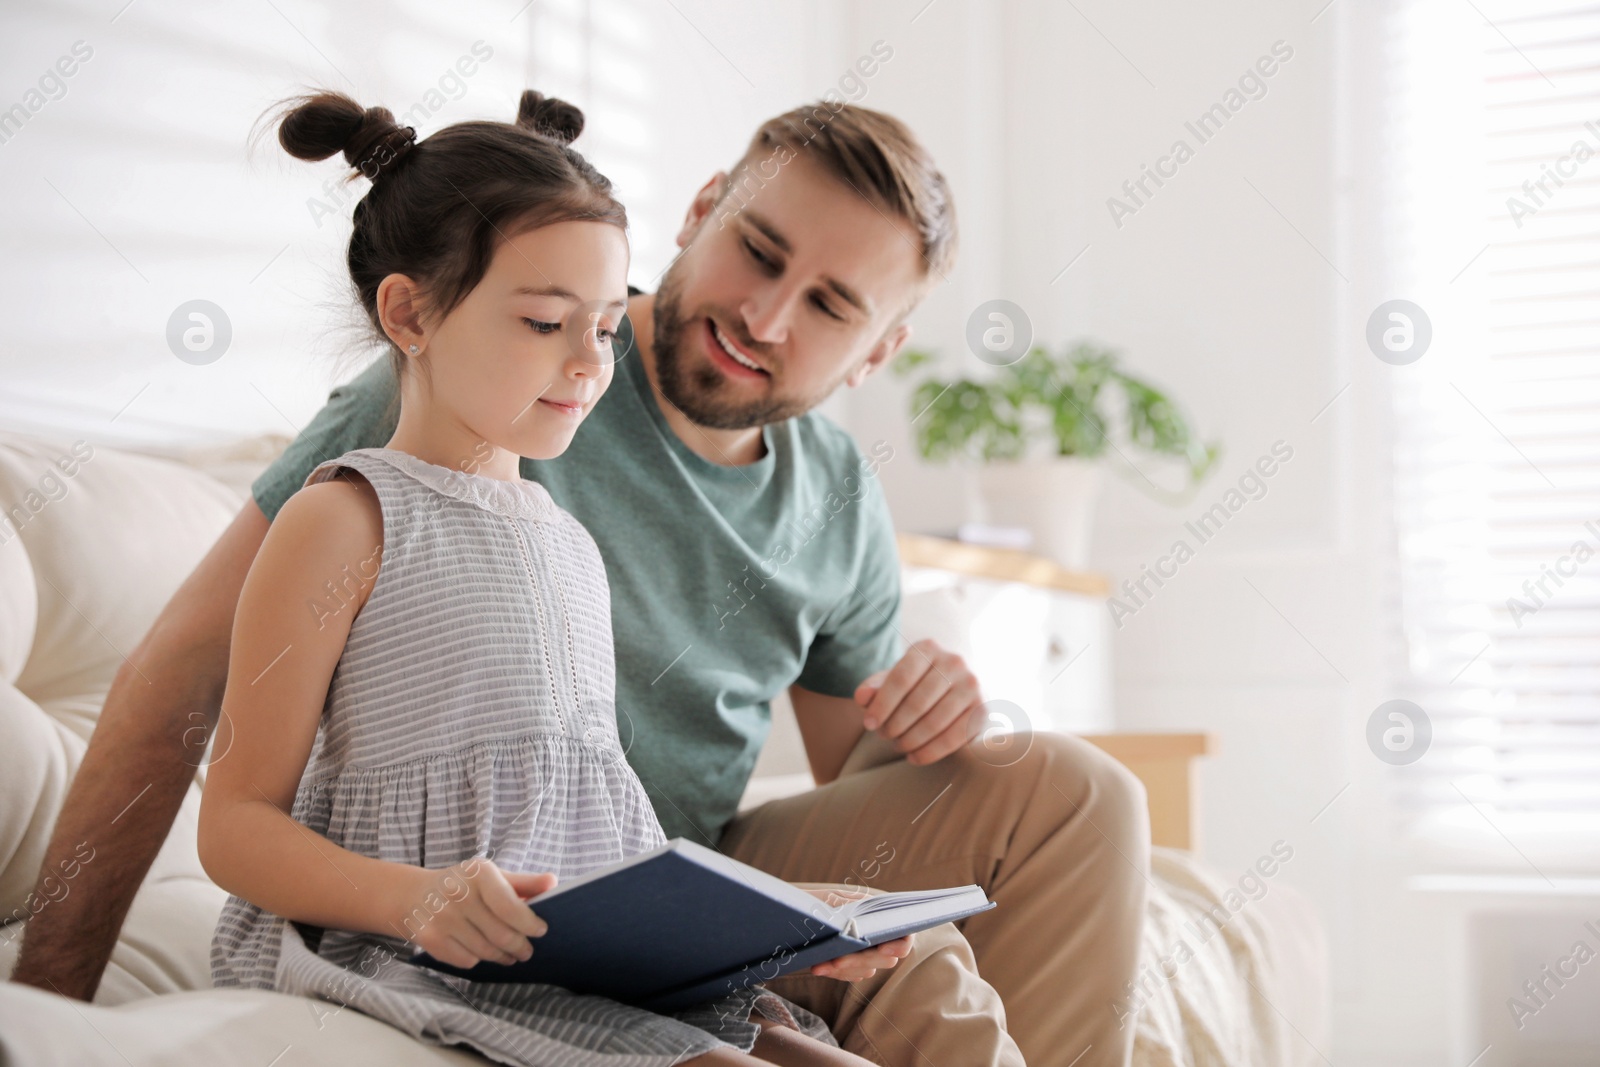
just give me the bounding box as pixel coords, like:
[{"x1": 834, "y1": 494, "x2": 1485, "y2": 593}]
[{"x1": 12, "y1": 101, "x2": 1150, "y2": 1067}]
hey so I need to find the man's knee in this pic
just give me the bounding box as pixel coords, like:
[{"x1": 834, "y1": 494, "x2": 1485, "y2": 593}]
[
  {"x1": 1019, "y1": 732, "x2": 1150, "y2": 861},
  {"x1": 883, "y1": 920, "x2": 1021, "y2": 1060},
  {"x1": 907, "y1": 917, "x2": 979, "y2": 970}
]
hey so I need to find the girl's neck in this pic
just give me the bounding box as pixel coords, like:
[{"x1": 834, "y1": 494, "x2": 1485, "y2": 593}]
[{"x1": 386, "y1": 387, "x2": 521, "y2": 482}]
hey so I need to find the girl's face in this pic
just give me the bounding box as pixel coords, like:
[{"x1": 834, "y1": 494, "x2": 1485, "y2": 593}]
[{"x1": 414, "y1": 219, "x2": 631, "y2": 462}]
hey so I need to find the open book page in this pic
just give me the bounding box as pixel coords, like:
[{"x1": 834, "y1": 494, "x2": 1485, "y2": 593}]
[
  {"x1": 831, "y1": 885, "x2": 992, "y2": 939},
  {"x1": 675, "y1": 845, "x2": 992, "y2": 945}
]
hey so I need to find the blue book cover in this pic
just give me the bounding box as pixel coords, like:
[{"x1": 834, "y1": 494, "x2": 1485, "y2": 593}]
[{"x1": 410, "y1": 838, "x2": 996, "y2": 1012}]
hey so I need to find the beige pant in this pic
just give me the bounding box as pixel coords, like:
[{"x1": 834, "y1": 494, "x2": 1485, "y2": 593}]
[{"x1": 719, "y1": 731, "x2": 1151, "y2": 1067}]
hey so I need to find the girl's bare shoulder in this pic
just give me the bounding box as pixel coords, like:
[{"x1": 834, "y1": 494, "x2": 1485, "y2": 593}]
[
  {"x1": 280, "y1": 471, "x2": 381, "y2": 537},
  {"x1": 253, "y1": 471, "x2": 385, "y2": 594}
]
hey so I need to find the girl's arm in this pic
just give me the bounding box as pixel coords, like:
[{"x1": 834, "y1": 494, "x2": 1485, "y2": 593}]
[
  {"x1": 196, "y1": 476, "x2": 546, "y2": 965},
  {"x1": 197, "y1": 475, "x2": 403, "y2": 935}
]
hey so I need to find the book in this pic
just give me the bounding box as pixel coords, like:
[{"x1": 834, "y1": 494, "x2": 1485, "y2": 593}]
[{"x1": 410, "y1": 838, "x2": 996, "y2": 1012}]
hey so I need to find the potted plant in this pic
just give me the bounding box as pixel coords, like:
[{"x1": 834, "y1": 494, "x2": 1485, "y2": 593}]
[{"x1": 894, "y1": 341, "x2": 1219, "y2": 568}]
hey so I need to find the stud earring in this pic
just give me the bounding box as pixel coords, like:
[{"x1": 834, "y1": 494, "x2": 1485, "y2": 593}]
[{"x1": 408, "y1": 344, "x2": 419, "y2": 355}]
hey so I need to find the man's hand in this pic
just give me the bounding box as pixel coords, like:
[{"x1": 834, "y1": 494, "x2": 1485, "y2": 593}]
[
  {"x1": 799, "y1": 886, "x2": 913, "y2": 982},
  {"x1": 854, "y1": 638, "x2": 986, "y2": 766}
]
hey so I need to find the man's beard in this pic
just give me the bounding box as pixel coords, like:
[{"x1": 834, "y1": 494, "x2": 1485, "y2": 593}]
[{"x1": 651, "y1": 263, "x2": 835, "y2": 431}]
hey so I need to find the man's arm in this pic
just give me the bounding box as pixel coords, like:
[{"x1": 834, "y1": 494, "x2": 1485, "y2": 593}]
[
  {"x1": 791, "y1": 638, "x2": 988, "y2": 788},
  {"x1": 9, "y1": 499, "x2": 268, "y2": 1001},
  {"x1": 788, "y1": 684, "x2": 871, "y2": 785}
]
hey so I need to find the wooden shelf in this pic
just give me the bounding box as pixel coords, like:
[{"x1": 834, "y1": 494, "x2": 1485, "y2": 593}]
[
  {"x1": 1080, "y1": 732, "x2": 1212, "y2": 764},
  {"x1": 895, "y1": 532, "x2": 1110, "y2": 598}
]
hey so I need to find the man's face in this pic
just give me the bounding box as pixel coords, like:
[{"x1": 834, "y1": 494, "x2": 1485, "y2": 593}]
[{"x1": 651, "y1": 152, "x2": 927, "y2": 430}]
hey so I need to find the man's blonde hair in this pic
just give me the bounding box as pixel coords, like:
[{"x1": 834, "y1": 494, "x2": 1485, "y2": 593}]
[{"x1": 726, "y1": 101, "x2": 959, "y2": 283}]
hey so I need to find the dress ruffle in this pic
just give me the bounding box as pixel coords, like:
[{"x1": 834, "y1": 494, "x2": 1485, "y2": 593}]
[{"x1": 293, "y1": 732, "x2": 665, "y2": 875}]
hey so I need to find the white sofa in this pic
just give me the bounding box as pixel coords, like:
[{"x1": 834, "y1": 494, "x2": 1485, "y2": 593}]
[{"x1": 0, "y1": 431, "x2": 1330, "y2": 1066}]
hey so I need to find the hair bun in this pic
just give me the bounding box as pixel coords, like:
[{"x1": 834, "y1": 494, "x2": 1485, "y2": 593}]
[
  {"x1": 275, "y1": 92, "x2": 415, "y2": 179},
  {"x1": 346, "y1": 105, "x2": 416, "y2": 178},
  {"x1": 516, "y1": 90, "x2": 584, "y2": 145}
]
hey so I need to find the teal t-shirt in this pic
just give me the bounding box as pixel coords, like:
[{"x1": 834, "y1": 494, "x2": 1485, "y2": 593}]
[{"x1": 250, "y1": 309, "x2": 904, "y2": 846}]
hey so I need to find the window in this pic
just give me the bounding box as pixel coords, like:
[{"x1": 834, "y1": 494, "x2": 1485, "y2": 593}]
[
  {"x1": 0, "y1": 0, "x2": 537, "y2": 442},
  {"x1": 1388, "y1": 0, "x2": 1600, "y2": 864}
]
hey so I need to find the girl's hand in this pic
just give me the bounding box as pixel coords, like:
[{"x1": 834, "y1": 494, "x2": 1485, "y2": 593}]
[
  {"x1": 800, "y1": 885, "x2": 914, "y2": 982},
  {"x1": 810, "y1": 935, "x2": 913, "y2": 982},
  {"x1": 388, "y1": 859, "x2": 556, "y2": 969}
]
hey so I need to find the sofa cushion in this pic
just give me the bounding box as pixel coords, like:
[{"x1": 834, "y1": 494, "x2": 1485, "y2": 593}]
[
  {"x1": 0, "y1": 522, "x2": 35, "y2": 685},
  {"x1": 0, "y1": 435, "x2": 243, "y2": 705},
  {"x1": 0, "y1": 982, "x2": 486, "y2": 1065},
  {"x1": 0, "y1": 684, "x2": 84, "y2": 921}
]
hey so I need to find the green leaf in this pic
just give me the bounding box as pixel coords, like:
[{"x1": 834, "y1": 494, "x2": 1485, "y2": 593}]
[
  {"x1": 896, "y1": 338, "x2": 1221, "y2": 495},
  {"x1": 892, "y1": 348, "x2": 935, "y2": 377}
]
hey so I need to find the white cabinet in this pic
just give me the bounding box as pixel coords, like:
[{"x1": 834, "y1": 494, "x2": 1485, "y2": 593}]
[
  {"x1": 899, "y1": 564, "x2": 1112, "y2": 735},
  {"x1": 744, "y1": 536, "x2": 1114, "y2": 805}
]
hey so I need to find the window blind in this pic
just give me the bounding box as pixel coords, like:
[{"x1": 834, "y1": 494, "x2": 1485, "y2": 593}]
[
  {"x1": 1388, "y1": 0, "x2": 1600, "y2": 861},
  {"x1": 0, "y1": 0, "x2": 533, "y2": 445}
]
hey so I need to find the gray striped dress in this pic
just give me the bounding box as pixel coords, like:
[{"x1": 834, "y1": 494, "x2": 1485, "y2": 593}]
[{"x1": 211, "y1": 447, "x2": 835, "y2": 1065}]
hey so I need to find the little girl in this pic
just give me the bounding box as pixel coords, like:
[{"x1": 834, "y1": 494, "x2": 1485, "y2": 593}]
[{"x1": 200, "y1": 89, "x2": 883, "y2": 1067}]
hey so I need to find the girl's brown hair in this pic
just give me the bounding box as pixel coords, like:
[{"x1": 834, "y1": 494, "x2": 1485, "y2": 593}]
[{"x1": 268, "y1": 89, "x2": 627, "y2": 380}]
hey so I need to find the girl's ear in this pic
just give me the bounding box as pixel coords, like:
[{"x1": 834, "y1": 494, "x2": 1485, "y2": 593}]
[
  {"x1": 376, "y1": 274, "x2": 429, "y2": 354},
  {"x1": 675, "y1": 172, "x2": 728, "y2": 249}
]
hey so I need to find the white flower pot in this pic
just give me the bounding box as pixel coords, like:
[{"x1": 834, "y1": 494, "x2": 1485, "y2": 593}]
[{"x1": 975, "y1": 457, "x2": 1103, "y2": 570}]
